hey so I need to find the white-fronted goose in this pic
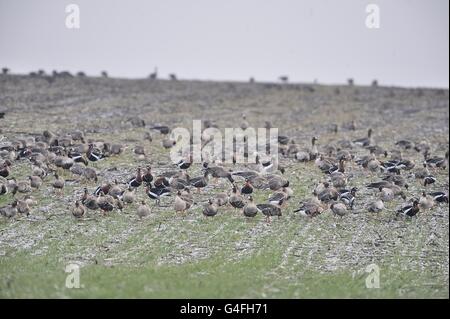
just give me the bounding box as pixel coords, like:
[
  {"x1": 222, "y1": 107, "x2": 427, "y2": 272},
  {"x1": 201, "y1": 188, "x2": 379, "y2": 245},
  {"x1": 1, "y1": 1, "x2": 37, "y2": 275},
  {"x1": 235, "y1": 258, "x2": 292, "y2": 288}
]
[
  {"x1": 419, "y1": 192, "x2": 434, "y2": 210},
  {"x1": 174, "y1": 191, "x2": 188, "y2": 214},
  {"x1": 397, "y1": 200, "x2": 420, "y2": 217},
  {"x1": 338, "y1": 187, "x2": 357, "y2": 209},
  {"x1": 368, "y1": 199, "x2": 384, "y2": 213},
  {"x1": 52, "y1": 174, "x2": 64, "y2": 194},
  {"x1": 243, "y1": 196, "x2": 258, "y2": 218},
  {"x1": 203, "y1": 199, "x2": 218, "y2": 217},
  {"x1": 429, "y1": 191, "x2": 448, "y2": 204},
  {"x1": 72, "y1": 201, "x2": 86, "y2": 219},
  {"x1": 353, "y1": 128, "x2": 372, "y2": 147},
  {"x1": 256, "y1": 203, "x2": 281, "y2": 223},
  {"x1": 0, "y1": 200, "x2": 18, "y2": 218},
  {"x1": 146, "y1": 184, "x2": 171, "y2": 206},
  {"x1": 122, "y1": 186, "x2": 135, "y2": 204},
  {"x1": 137, "y1": 201, "x2": 151, "y2": 219},
  {"x1": 330, "y1": 202, "x2": 347, "y2": 217},
  {"x1": 81, "y1": 188, "x2": 98, "y2": 210},
  {"x1": 229, "y1": 187, "x2": 245, "y2": 210}
]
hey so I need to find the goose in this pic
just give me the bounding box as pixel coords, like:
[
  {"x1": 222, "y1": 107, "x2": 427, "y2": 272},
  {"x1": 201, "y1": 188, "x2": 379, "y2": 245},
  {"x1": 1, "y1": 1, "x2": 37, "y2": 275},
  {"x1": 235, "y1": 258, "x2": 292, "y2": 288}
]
[
  {"x1": 169, "y1": 173, "x2": 190, "y2": 190},
  {"x1": 286, "y1": 140, "x2": 301, "y2": 157},
  {"x1": 378, "y1": 187, "x2": 395, "y2": 202},
  {"x1": 240, "y1": 180, "x2": 254, "y2": 195},
  {"x1": 105, "y1": 143, "x2": 124, "y2": 156},
  {"x1": 151, "y1": 125, "x2": 170, "y2": 135},
  {"x1": 203, "y1": 199, "x2": 218, "y2": 217},
  {"x1": 419, "y1": 192, "x2": 434, "y2": 210},
  {"x1": 240, "y1": 113, "x2": 249, "y2": 130},
  {"x1": 259, "y1": 156, "x2": 281, "y2": 174},
  {"x1": 179, "y1": 188, "x2": 194, "y2": 209},
  {"x1": 153, "y1": 175, "x2": 170, "y2": 188},
  {"x1": 232, "y1": 170, "x2": 259, "y2": 181},
  {"x1": 268, "y1": 189, "x2": 288, "y2": 206},
  {"x1": 128, "y1": 168, "x2": 143, "y2": 188},
  {"x1": 17, "y1": 199, "x2": 30, "y2": 216},
  {"x1": 342, "y1": 120, "x2": 357, "y2": 131},
  {"x1": 0, "y1": 160, "x2": 12, "y2": 178},
  {"x1": 162, "y1": 137, "x2": 176, "y2": 149},
  {"x1": 338, "y1": 187, "x2": 357, "y2": 209},
  {"x1": 137, "y1": 201, "x2": 151, "y2": 219},
  {"x1": 146, "y1": 184, "x2": 171, "y2": 206},
  {"x1": 330, "y1": 160, "x2": 347, "y2": 187},
  {"x1": 81, "y1": 188, "x2": 98, "y2": 210},
  {"x1": 429, "y1": 191, "x2": 448, "y2": 204},
  {"x1": 68, "y1": 149, "x2": 88, "y2": 166},
  {"x1": 395, "y1": 140, "x2": 413, "y2": 150},
  {"x1": 142, "y1": 166, "x2": 153, "y2": 185},
  {"x1": 23, "y1": 195, "x2": 37, "y2": 207},
  {"x1": 365, "y1": 145, "x2": 387, "y2": 157},
  {"x1": 83, "y1": 167, "x2": 98, "y2": 183},
  {"x1": 214, "y1": 192, "x2": 229, "y2": 207},
  {"x1": 368, "y1": 199, "x2": 384, "y2": 213},
  {"x1": 86, "y1": 144, "x2": 104, "y2": 162},
  {"x1": 31, "y1": 165, "x2": 47, "y2": 178},
  {"x1": 0, "y1": 183, "x2": 7, "y2": 196},
  {"x1": 54, "y1": 155, "x2": 74, "y2": 170},
  {"x1": 108, "y1": 180, "x2": 124, "y2": 199},
  {"x1": 243, "y1": 196, "x2": 258, "y2": 218},
  {"x1": 94, "y1": 182, "x2": 112, "y2": 197},
  {"x1": 248, "y1": 175, "x2": 269, "y2": 190},
  {"x1": 366, "y1": 156, "x2": 381, "y2": 173},
  {"x1": 397, "y1": 200, "x2": 420, "y2": 217},
  {"x1": 0, "y1": 200, "x2": 18, "y2": 218},
  {"x1": 423, "y1": 175, "x2": 436, "y2": 187},
  {"x1": 28, "y1": 175, "x2": 42, "y2": 190},
  {"x1": 174, "y1": 191, "x2": 188, "y2": 214},
  {"x1": 203, "y1": 163, "x2": 234, "y2": 183},
  {"x1": 330, "y1": 202, "x2": 347, "y2": 217},
  {"x1": 278, "y1": 135, "x2": 290, "y2": 146},
  {"x1": 366, "y1": 180, "x2": 394, "y2": 190},
  {"x1": 425, "y1": 151, "x2": 448, "y2": 169},
  {"x1": 381, "y1": 159, "x2": 414, "y2": 173},
  {"x1": 267, "y1": 175, "x2": 289, "y2": 191},
  {"x1": 355, "y1": 152, "x2": 376, "y2": 168},
  {"x1": 229, "y1": 187, "x2": 245, "y2": 210},
  {"x1": 336, "y1": 149, "x2": 353, "y2": 162},
  {"x1": 149, "y1": 67, "x2": 158, "y2": 80},
  {"x1": 188, "y1": 171, "x2": 210, "y2": 192},
  {"x1": 133, "y1": 145, "x2": 146, "y2": 157},
  {"x1": 176, "y1": 156, "x2": 192, "y2": 170},
  {"x1": 122, "y1": 186, "x2": 135, "y2": 204},
  {"x1": 52, "y1": 174, "x2": 65, "y2": 194},
  {"x1": 256, "y1": 203, "x2": 282, "y2": 222},
  {"x1": 72, "y1": 201, "x2": 86, "y2": 219},
  {"x1": 414, "y1": 163, "x2": 430, "y2": 179},
  {"x1": 317, "y1": 184, "x2": 339, "y2": 203},
  {"x1": 414, "y1": 141, "x2": 431, "y2": 154},
  {"x1": 315, "y1": 155, "x2": 337, "y2": 173},
  {"x1": 382, "y1": 174, "x2": 407, "y2": 187},
  {"x1": 313, "y1": 181, "x2": 329, "y2": 196},
  {"x1": 353, "y1": 128, "x2": 372, "y2": 147},
  {"x1": 97, "y1": 193, "x2": 115, "y2": 214},
  {"x1": 294, "y1": 200, "x2": 324, "y2": 218},
  {"x1": 294, "y1": 137, "x2": 318, "y2": 161}
]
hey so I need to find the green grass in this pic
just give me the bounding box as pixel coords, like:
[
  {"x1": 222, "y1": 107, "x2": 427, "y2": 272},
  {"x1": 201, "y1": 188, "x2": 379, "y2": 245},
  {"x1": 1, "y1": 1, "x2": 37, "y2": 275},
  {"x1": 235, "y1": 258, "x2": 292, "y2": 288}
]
[
  {"x1": 1, "y1": 77, "x2": 448, "y2": 298},
  {"x1": 1, "y1": 246, "x2": 446, "y2": 298}
]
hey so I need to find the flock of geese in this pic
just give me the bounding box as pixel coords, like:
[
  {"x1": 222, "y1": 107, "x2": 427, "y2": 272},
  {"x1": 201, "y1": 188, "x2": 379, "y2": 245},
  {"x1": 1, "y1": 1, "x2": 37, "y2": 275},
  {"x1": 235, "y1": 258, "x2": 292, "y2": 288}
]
[{"x1": 0, "y1": 113, "x2": 449, "y2": 223}]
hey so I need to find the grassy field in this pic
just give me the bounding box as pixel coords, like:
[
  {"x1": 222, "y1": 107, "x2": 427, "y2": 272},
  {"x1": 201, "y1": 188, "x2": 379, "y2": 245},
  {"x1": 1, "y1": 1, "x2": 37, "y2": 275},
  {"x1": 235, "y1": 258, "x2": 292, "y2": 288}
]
[{"x1": 0, "y1": 75, "x2": 448, "y2": 298}]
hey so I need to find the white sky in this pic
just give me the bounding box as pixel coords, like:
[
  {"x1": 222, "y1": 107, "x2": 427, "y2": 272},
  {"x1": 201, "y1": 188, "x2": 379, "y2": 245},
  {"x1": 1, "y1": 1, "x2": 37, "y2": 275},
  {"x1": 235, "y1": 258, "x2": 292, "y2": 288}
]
[{"x1": 0, "y1": 0, "x2": 448, "y2": 87}]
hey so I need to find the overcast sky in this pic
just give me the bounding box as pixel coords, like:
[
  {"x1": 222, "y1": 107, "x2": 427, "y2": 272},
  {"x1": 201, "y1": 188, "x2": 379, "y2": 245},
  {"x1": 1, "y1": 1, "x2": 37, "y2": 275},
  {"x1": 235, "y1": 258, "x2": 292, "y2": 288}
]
[{"x1": 0, "y1": 0, "x2": 448, "y2": 87}]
